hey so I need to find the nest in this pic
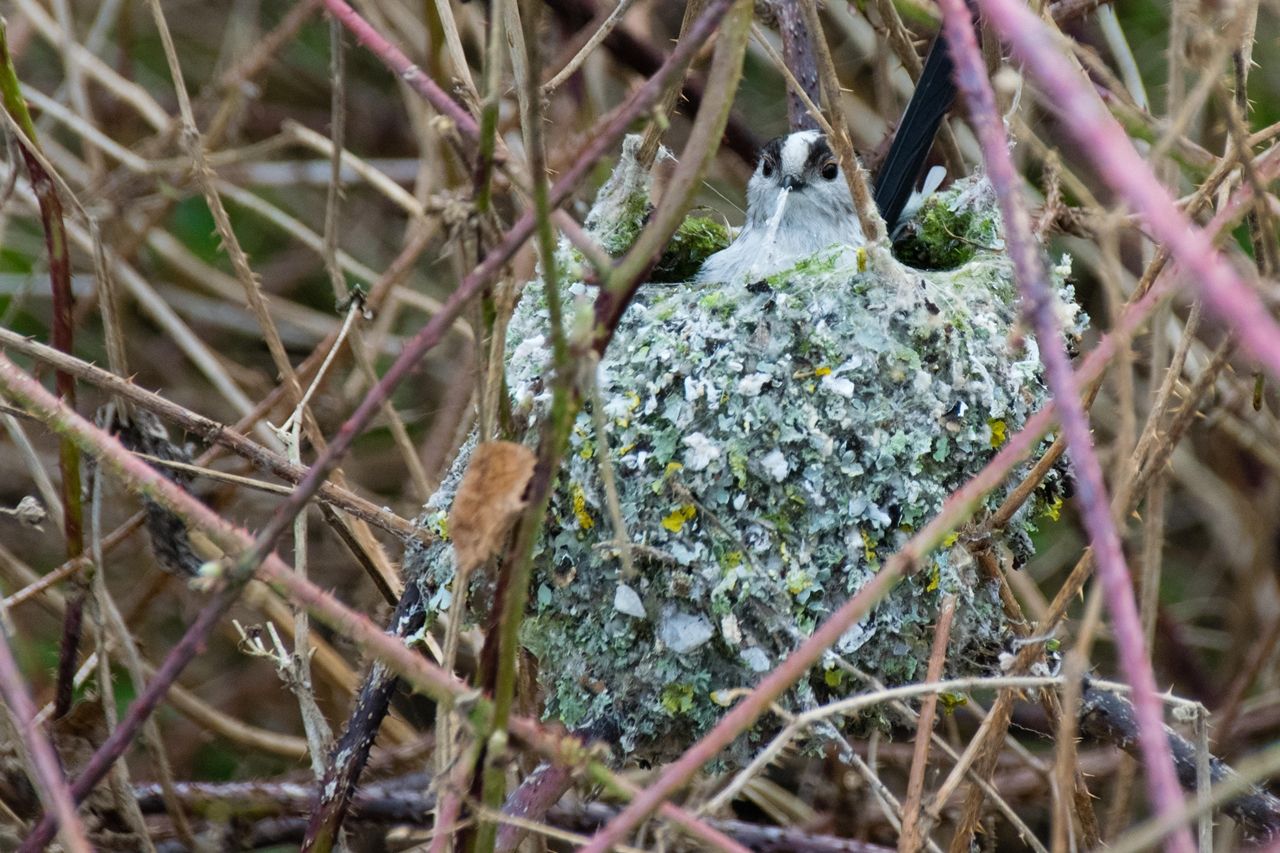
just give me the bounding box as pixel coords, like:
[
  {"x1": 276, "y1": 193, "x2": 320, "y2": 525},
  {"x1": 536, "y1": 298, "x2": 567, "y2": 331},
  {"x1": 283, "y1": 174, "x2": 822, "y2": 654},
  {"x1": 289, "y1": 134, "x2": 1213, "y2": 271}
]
[{"x1": 405, "y1": 137, "x2": 1084, "y2": 767}]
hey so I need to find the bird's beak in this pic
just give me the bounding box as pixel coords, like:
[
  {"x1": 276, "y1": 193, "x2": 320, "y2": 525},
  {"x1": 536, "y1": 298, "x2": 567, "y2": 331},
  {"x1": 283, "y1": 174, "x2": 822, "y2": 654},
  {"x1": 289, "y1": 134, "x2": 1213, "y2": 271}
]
[{"x1": 780, "y1": 174, "x2": 805, "y2": 191}]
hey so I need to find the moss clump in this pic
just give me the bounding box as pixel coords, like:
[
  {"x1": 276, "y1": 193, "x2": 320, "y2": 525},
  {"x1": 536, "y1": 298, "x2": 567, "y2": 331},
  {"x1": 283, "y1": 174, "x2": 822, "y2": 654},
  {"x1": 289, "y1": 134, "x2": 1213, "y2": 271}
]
[
  {"x1": 892, "y1": 183, "x2": 1002, "y2": 270},
  {"x1": 651, "y1": 216, "x2": 730, "y2": 283},
  {"x1": 568, "y1": 137, "x2": 728, "y2": 282},
  {"x1": 592, "y1": 207, "x2": 729, "y2": 283}
]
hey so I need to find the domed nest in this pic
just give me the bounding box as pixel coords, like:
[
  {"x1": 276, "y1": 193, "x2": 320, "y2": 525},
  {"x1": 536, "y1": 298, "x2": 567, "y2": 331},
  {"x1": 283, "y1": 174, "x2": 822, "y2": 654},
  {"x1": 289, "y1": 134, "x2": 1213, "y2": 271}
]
[{"x1": 404, "y1": 138, "x2": 1084, "y2": 767}]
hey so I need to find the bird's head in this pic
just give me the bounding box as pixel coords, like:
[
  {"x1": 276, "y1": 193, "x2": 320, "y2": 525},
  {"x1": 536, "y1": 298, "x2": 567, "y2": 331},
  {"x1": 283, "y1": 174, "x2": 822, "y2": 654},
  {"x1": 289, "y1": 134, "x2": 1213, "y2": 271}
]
[{"x1": 744, "y1": 130, "x2": 854, "y2": 228}]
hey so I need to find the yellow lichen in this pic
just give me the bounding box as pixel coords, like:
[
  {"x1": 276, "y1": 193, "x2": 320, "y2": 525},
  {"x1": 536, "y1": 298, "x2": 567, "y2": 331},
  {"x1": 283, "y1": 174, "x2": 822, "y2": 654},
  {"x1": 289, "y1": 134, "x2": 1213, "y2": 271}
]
[
  {"x1": 926, "y1": 564, "x2": 940, "y2": 592},
  {"x1": 785, "y1": 569, "x2": 812, "y2": 596},
  {"x1": 988, "y1": 418, "x2": 1008, "y2": 448},
  {"x1": 861, "y1": 528, "x2": 878, "y2": 565},
  {"x1": 572, "y1": 485, "x2": 595, "y2": 530},
  {"x1": 661, "y1": 503, "x2": 697, "y2": 533}
]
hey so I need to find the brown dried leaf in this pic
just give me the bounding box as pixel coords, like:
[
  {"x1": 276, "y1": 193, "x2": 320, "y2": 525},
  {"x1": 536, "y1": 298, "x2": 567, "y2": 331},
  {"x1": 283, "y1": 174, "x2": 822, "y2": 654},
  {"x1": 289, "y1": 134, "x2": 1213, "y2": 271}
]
[{"x1": 449, "y1": 440, "x2": 537, "y2": 573}]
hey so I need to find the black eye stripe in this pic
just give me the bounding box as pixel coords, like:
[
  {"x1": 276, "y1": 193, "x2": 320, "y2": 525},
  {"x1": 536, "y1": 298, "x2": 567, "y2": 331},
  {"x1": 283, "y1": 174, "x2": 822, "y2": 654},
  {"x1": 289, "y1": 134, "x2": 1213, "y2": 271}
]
[
  {"x1": 804, "y1": 136, "x2": 834, "y2": 171},
  {"x1": 758, "y1": 136, "x2": 786, "y2": 174}
]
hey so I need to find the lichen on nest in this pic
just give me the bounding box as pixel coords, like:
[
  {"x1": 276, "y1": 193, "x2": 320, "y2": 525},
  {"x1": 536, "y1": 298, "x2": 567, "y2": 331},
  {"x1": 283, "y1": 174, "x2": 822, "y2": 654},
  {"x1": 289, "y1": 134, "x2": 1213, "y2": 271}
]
[{"x1": 403, "y1": 137, "x2": 1084, "y2": 766}]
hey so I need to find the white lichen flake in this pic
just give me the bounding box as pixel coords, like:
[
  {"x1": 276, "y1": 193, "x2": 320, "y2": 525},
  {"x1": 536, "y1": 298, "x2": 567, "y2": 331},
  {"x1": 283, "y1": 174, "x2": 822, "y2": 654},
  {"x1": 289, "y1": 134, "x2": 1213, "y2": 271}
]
[
  {"x1": 682, "y1": 432, "x2": 721, "y2": 471},
  {"x1": 659, "y1": 610, "x2": 716, "y2": 654},
  {"x1": 760, "y1": 448, "x2": 790, "y2": 482},
  {"x1": 404, "y1": 139, "x2": 1085, "y2": 765},
  {"x1": 613, "y1": 583, "x2": 647, "y2": 619}
]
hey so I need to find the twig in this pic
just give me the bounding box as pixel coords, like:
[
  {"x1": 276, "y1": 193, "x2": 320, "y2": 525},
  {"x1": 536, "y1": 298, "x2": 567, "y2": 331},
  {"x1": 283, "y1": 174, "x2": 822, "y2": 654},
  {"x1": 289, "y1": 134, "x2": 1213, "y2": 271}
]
[
  {"x1": 473, "y1": 0, "x2": 571, "y2": 837},
  {"x1": 636, "y1": 0, "x2": 707, "y2": 168},
  {"x1": 0, "y1": 532, "x2": 315, "y2": 761},
  {"x1": 135, "y1": 773, "x2": 900, "y2": 852},
  {"x1": 898, "y1": 594, "x2": 958, "y2": 851},
  {"x1": 88, "y1": 467, "x2": 181, "y2": 850},
  {"x1": 1079, "y1": 685, "x2": 1280, "y2": 845},
  {"x1": 472, "y1": 0, "x2": 506, "y2": 214},
  {"x1": 301, "y1": 583, "x2": 426, "y2": 851},
  {"x1": 0, "y1": 16, "x2": 85, "y2": 722},
  {"x1": 494, "y1": 762, "x2": 576, "y2": 853},
  {"x1": 767, "y1": 0, "x2": 821, "y2": 132},
  {"x1": 6, "y1": 175, "x2": 273, "y2": 444},
  {"x1": 0, "y1": 327, "x2": 421, "y2": 544},
  {"x1": 542, "y1": 0, "x2": 640, "y2": 93},
  {"x1": 320, "y1": 0, "x2": 478, "y2": 135},
  {"x1": 797, "y1": 0, "x2": 886, "y2": 247},
  {"x1": 586, "y1": 352, "x2": 635, "y2": 580},
  {"x1": 541, "y1": 0, "x2": 762, "y2": 164}
]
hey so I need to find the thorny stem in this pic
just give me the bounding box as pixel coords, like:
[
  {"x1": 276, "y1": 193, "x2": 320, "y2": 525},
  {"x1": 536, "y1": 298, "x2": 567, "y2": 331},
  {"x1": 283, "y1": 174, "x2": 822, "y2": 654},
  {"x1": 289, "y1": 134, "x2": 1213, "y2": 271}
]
[
  {"x1": 0, "y1": 16, "x2": 85, "y2": 721},
  {"x1": 301, "y1": 585, "x2": 426, "y2": 852},
  {"x1": 319, "y1": 0, "x2": 478, "y2": 135},
  {"x1": 0, "y1": 328, "x2": 420, "y2": 543},
  {"x1": 939, "y1": 0, "x2": 1194, "y2": 844}
]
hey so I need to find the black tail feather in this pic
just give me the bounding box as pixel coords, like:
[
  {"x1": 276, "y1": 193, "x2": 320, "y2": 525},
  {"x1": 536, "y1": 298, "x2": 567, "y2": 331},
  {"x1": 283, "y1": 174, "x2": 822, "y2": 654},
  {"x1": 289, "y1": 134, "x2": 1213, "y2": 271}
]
[{"x1": 873, "y1": 32, "x2": 958, "y2": 230}]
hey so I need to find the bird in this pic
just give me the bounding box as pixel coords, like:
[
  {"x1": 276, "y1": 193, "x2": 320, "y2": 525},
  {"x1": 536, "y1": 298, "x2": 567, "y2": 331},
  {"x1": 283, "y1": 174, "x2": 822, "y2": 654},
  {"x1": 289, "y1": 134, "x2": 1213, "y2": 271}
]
[
  {"x1": 698, "y1": 32, "x2": 958, "y2": 284},
  {"x1": 696, "y1": 130, "x2": 865, "y2": 283}
]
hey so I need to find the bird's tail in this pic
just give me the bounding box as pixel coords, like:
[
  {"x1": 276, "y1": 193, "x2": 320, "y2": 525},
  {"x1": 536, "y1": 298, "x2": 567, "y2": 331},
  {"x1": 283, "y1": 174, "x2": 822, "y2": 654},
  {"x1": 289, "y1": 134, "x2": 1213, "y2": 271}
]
[{"x1": 873, "y1": 31, "x2": 958, "y2": 231}]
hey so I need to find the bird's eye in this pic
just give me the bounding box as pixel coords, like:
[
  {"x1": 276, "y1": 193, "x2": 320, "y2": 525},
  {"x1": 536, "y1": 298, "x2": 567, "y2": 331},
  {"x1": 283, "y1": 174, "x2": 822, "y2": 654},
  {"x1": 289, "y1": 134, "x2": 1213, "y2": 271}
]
[
  {"x1": 762, "y1": 162, "x2": 775, "y2": 178},
  {"x1": 821, "y1": 161, "x2": 839, "y2": 180}
]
